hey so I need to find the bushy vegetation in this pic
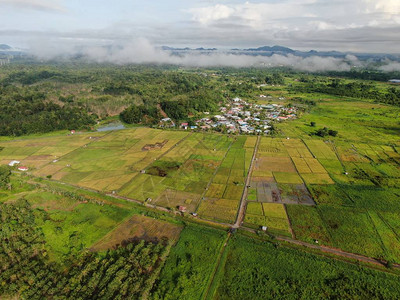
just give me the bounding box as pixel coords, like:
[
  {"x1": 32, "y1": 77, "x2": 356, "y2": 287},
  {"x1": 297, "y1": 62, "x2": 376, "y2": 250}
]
[
  {"x1": 0, "y1": 86, "x2": 96, "y2": 136},
  {"x1": 151, "y1": 225, "x2": 226, "y2": 300},
  {"x1": 159, "y1": 90, "x2": 221, "y2": 122},
  {"x1": 265, "y1": 73, "x2": 285, "y2": 85},
  {"x1": 213, "y1": 235, "x2": 400, "y2": 299},
  {"x1": 0, "y1": 199, "x2": 168, "y2": 299},
  {"x1": 292, "y1": 78, "x2": 400, "y2": 106},
  {"x1": 0, "y1": 165, "x2": 11, "y2": 189},
  {"x1": 2, "y1": 62, "x2": 400, "y2": 298},
  {"x1": 146, "y1": 160, "x2": 182, "y2": 177},
  {"x1": 120, "y1": 104, "x2": 159, "y2": 124},
  {"x1": 314, "y1": 126, "x2": 338, "y2": 137},
  {"x1": 326, "y1": 70, "x2": 400, "y2": 82}
]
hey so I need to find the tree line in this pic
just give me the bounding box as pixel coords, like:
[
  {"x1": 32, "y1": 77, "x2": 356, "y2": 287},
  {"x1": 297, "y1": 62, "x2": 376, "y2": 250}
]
[
  {"x1": 0, "y1": 85, "x2": 96, "y2": 136},
  {"x1": 0, "y1": 199, "x2": 168, "y2": 299},
  {"x1": 292, "y1": 79, "x2": 400, "y2": 106}
]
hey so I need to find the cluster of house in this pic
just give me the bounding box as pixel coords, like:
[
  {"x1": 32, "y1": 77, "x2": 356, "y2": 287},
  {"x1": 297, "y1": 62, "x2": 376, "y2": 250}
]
[
  {"x1": 8, "y1": 160, "x2": 28, "y2": 171},
  {"x1": 160, "y1": 97, "x2": 297, "y2": 135}
]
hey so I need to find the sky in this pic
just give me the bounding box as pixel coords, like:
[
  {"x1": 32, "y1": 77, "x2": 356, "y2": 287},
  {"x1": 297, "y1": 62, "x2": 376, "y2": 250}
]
[{"x1": 0, "y1": 0, "x2": 399, "y2": 53}]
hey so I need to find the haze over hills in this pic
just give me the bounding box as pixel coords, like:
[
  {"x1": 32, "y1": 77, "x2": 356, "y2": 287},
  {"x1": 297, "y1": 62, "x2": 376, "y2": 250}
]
[
  {"x1": 0, "y1": 44, "x2": 12, "y2": 50},
  {"x1": 1, "y1": 42, "x2": 400, "y2": 72},
  {"x1": 161, "y1": 45, "x2": 400, "y2": 61}
]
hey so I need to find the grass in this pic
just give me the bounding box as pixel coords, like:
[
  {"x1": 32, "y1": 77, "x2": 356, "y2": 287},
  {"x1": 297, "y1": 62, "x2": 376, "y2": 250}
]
[
  {"x1": 40, "y1": 203, "x2": 132, "y2": 260},
  {"x1": 262, "y1": 203, "x2": 287, "y2": 219},
  {"x1": 301, "y1": 173, "x2": 334, "y2": 184},
  {"x1": 303, "y1": 139, "x2": 338, "y2": 160},
  {"x1": 273, "y1": 172, "x2": 303, "y2": 184},
  {"x1": 197, "y1": 199, "x2": 239, "y2": 224},
  {"x1": 151, "y1": 225, "x2": 226, "y2": 300},
  {"x1": 286, "y1": 204, "x2": 331, "y2": 244},
  {"x1": 246, "y1": 202, "x2": 263, "y2": 215},
  {"x1": 2, "y1": 93, "x2": 400, "y2": 266},
  {"x1": 155, "y1": 189, "x2": 201, "y2": 212},
  {"x1": 276, "y1": 96, "x2": 400, "y2": 144},
  {"x1": 244, "y1": 202, "x2": 290, "y2": 234},
  {"x1": 206, "y1": 183, "x2": 226, "y2": 198},
  {"x1": 318, "y1": 205, "x2": 386, "y2": 259},
  {"x1": 369, "y1": 211, "x2": 400, "y2": 262},
  {"x1": 91, "y1": 214, "x2": 183, "y2": 251},
  {"x1": 212, "y1": 234, "x2": 400, "y2": 300}
]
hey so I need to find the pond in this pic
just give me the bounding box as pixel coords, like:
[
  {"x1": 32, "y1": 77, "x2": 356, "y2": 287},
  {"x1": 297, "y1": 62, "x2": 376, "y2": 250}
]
[{"x1": 97, "y1": 122, "x2": 126, "y2": 132}]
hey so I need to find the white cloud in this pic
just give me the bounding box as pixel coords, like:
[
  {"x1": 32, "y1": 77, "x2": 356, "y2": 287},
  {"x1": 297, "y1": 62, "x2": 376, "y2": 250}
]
[
  {"x1": 188, "y1": 0, "x2": 400, "y2": 31},
  {"x1": 1, "y1": 0, "x2": 399, "y2": 53},
  {"x1": 0, "y1": 0, "x2": 66, "y2": 13},
  {"x1": 26, "y1": 37, "x2": 390, "y2": 72},
  {"x1": 366, "y1": 0, "x2": 400, "y2": 14},
  {"x1": 189, "y1": 4, "x2": 235, "y2": 25},
  {"x1": 379, "y1": 61, "x2": 400, "y2": 72}
]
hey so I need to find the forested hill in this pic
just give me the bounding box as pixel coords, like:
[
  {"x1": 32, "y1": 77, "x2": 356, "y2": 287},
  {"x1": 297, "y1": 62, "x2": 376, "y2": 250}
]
[
  {"x1": 1, "y1": 63, "x2": 399, "y2": 136},
  {"x1": 291, "y1": 78, "x2": 400, "y2": 106},
  {"x1": 0, "y1": 64, "x2": 226, "y2": 135},
  {"x1": 0, "y1": 85, "x2": 96, "y2": 136},
  {"x1": 0, "y1": 199, "x2": 168, "y2": 299}
]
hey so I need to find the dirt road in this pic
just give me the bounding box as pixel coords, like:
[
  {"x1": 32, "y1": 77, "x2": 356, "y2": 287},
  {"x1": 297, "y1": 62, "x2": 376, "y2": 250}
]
[{"x1": 233, "y1": 135, "x2": 260, "y2": 228}]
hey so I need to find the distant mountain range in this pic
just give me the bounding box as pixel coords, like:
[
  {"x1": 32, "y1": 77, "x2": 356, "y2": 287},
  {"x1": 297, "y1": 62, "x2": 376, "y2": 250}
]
[
  {"x1": 161, "y1": 46, "x2": 218, "y2": 51},
  {"x1": 0, "y1": 44, "x2": 25, "y2": 56},
  {"x1": 244, "y1": 45, "x2": 295, "y2": 53},
  {"x1": 1, "y1": 43, "x2": 399, "y2": 62},
  {"x1": 161, "y1": 45, "x2": 400, "y2": 61},
  {"x1": 0, "y1": 44, "x2": 12, "y2": 50}
]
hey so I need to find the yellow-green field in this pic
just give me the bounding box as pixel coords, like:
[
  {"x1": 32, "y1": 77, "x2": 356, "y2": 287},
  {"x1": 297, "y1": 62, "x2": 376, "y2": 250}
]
[
  {"x1": 3, "y1": 124, "x2": 400, "y2": 261},
  {"x1": 244, "y1": 202, "x2": 291, "y2": 235}
]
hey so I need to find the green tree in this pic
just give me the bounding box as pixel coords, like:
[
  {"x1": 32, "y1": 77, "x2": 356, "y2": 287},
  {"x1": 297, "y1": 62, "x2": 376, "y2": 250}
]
[{"x1": 0, "y1": 165, "x2": 11, "y2": 189}]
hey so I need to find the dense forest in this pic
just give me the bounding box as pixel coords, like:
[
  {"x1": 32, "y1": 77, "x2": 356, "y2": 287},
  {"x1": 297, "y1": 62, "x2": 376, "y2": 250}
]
[
  {"x1": 0, "y1": 85, "x2": 96, "y2": 136},
  {"x1": 292, "y1": 78, "x2": 400, "y2": 106},
  {"x1": 0, "y1": 199, "x2": 168, "y2": 299},
  {"x1": 0, "y1": 63, "x2": 399, "y2": 135},
  {"x1": 214, "y1": 235, "x2": 400, "y2": 299},
  {"x1": 325, "y1": 70, "x2": 400, "y2": 82}
]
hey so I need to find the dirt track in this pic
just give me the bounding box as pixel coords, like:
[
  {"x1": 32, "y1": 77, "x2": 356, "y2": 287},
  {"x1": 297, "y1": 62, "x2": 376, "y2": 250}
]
[
  {"x1": 239, "y1": 226, "x2": 400, "y2": 270},
  {"x1": 233, "y1": 136, "x2": 260, "y2": 228}
]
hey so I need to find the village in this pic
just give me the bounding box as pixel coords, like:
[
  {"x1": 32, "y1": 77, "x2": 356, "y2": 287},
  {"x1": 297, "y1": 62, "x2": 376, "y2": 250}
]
[{"x1": 160, "y1": 96, "x2": 298, "y2": 134}]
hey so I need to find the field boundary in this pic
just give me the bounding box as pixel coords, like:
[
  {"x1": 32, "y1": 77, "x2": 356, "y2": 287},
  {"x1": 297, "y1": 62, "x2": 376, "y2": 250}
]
[
  {"x1": 194, "y1": 137, "x2": 235, "y2": 213},
  {"x1": 283, "y1": 204, "x2": 295, "y2": 239},
  {"x1": 36, "y1": 130, "x2": 115, "y2": 173},
  {"x1": 202, "y1": 233, "x2": 231, "y2": 300},
  {"x1": 233, "y1": 136, "x2": 260, "y2": 228},
  {"x1": 116, "y1": 132, "x2": 192, "y2": 192},
  {"x1": 239, "y1": 226, "x2": 400, "y2": 270}
]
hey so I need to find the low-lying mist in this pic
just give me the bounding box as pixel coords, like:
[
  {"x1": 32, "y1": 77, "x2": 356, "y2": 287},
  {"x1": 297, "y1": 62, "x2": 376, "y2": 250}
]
[{"x1": 28, "y1": 38, "x2": 400, "y2": 72}]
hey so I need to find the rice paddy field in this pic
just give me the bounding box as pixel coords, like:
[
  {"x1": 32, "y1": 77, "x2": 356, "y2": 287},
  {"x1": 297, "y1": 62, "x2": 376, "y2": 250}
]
[
  {"x1": 91, "y1": 214, "x2": 183, "y2": 251},
  {"x1": 274, "y1": 94, "x2": 400, "y2": 263},
  {"x1": 196, "y1": 136, "x2": 255, "y2": 223},
  {"x1": 244, "y1": 202, "x2": 291, "y2": 236},
  {"x1": 211, "y1": 235, "x2": 400, "y2": 300},
  {"x1": 0, "y1": 129, "x2": 256, "y2": 224},
  {"x1": 242, "y1": 92, "x2": 400, "y2": 263},
  {"x1": 2, "y1": 97, "x2": 400, "y2": 263}
]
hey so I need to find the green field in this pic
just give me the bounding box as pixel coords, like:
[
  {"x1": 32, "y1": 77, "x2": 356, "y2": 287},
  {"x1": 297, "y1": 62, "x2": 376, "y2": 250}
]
[
  {"x1": 196, "y1": 136, "x2": 254, "y2": 223},
  {"x1": 244, "y1": 202, "x2": 291, "y2": 235},
  {"x1": 212, "y1": 235, "x2": 400, "y2": 299},
  {"x1": 2, "y1": 120, "x2": 400, "y2": 262},
  {"x1": 2, "y1": 65, "x2": 400, "y2": 298},
  {"x1": 151, "y1": 225, "x2": 226, "y2": 300}
]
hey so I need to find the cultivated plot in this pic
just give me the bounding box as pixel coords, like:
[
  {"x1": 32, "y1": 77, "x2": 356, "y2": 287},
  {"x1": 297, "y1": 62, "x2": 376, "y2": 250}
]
[
  {"x1": 119, "y1": 132, "x2": 245, "y2": 220},
  {"x1": 91, "y1": 214, "x2": 183, "y2": 251},
  {"x1": 196, "y1": 136, "x2": 255, "y2": 223},
  {"x1": 244, "y1": 202, "x2": 291, "y2": 235}
]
